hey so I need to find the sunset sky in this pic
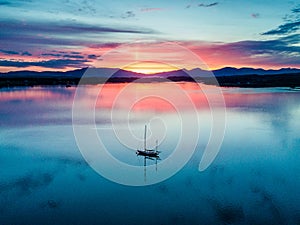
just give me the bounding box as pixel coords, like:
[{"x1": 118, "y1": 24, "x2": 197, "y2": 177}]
[{"x1": 0, "y1": 0, "x2": 300, "y2": 72}]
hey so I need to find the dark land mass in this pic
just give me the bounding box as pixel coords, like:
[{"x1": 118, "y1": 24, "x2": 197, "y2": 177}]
[
  {"x1": 1, "y1": 67, "x2": 300, "y2": 88},
  {"x1": 200, "y1": 73, "x2": 300, "y2": 88},
  {"x1": 108, "y1": 74, "x2": 300, "y2": 88}
]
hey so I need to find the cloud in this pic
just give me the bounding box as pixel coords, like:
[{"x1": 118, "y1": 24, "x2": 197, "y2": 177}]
[
  {"x1": 0, "y1": 1, "x2": 11, "y2": 5},
  {"x1": 2, "y1": 34, "x2": 300, "y2": 71},
  {"x1": 0, "y1": 49, "x2": 19, "y2": 55},
  {"x1": 70, "y1": 51, "x2": 81, "y2": 54},
  {"x1": 251, "y1": 13, "x2": 260, "y2": 18},
  {"x1": 185, "y1": 2, "x2": 219, "y2": 9},
  {"x1": 0, "y1": 14, "x2": 158, "y2": 71},
  {"x1": 122, "y1": 11, "x2": 135, "y2": 19},
  {"x1": 0, "y1": 59, "x2": 88, "y2": 68},
  {"x1": 225, "y1": 36, "x2": 300, "y2": 54},
  {"x1": 262, "y1": 6, "x2": 300, "y2": 35},
  {"x1": 0, "y1": 0, "x2": 31, "y2": 7},
  {"x1": 53, "y1": 23, "x2": 149, "y2": 34},
  {"x1": 41, "y1": 53, "x2": 63, "y2": 57},
  {"x1": 21, "y1": 51, "x2": 32, "y2": 56},
  {"x1": 262, "y1": 21, "x2": 300, "y2": 35},
  {"x1": 41, "y1": 52, "x2": 98, "y2": 61},
  {"x1": 0, "y1": 49, "x2": 32, "y2": 56},
  {"x1": 0, "y1": 20, "x2": 156, "y2": 38},
  {"x1": 198, "y1": 2, "x2": 219, "y2": 7},
  {"x1": 0, "y1": 20, "x2": 157, "y2": 53},
  {"x1": 42, "y1": 52, "x2": 86, "y2": 59},
  {"x1": 140, "y1": 8, "x2": 164, "y2": 12},
  {"x1": 291, "y1": 7, "x2": 300, "y2": 14},
  {"x1": 183, "y1": 34, "x2": 300, "y2": 68},
  {"x1": 62, "y1": 54, "x2": 84, "y2": 59},
  {"x1": 87, "y1": 54, "x2": 98, "y2": 59}
]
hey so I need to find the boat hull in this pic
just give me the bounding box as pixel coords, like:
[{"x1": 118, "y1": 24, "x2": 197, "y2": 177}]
[{"x1": 136, "y1": 150, "x2": 159, "y2": 157}]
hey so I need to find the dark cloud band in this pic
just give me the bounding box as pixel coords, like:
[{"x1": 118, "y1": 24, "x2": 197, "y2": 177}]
[
  {"x1": 0, "y1": 59, "x2": 88, "y2": 68},
  {"x1": 262, "y1": 21, "x2": 300, "y2": 35}
]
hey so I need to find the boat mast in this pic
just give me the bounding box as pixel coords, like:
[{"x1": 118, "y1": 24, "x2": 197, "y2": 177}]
[{"x1": 144, "y1": 125, "x2": 147, "y2": 150}]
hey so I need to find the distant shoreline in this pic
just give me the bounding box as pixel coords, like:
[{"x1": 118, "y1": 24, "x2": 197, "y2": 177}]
[
  {"x1": 1, "y1": 73, "x2": 300, "y2": 88},
  {"x1": 1, "y1": 67, "x2": 300, "y2": 88}
]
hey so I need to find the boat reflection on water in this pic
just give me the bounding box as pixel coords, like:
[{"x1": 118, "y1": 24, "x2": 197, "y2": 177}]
[{"x1": 137, "y1": 154, "x2": 160, "y2": 182}]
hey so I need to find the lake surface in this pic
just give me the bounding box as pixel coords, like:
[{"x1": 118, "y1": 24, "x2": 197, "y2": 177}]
[{"x1": 0, "y1": 83, "x2": 300, "y2": 224}]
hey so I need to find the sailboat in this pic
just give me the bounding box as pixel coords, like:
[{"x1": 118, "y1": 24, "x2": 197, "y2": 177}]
[{"x1": 136, "y1": 125, "x2": 160, "y2": 158}]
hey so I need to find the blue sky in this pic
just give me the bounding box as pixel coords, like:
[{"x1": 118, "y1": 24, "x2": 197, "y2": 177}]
[{"x1": 0, "y1": 0, "x2": 299, "y2": 71}]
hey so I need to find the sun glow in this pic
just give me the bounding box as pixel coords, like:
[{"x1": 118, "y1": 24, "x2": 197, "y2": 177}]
[{"x1": 123, "y1": 61, "x2": 179, "y2": 74}]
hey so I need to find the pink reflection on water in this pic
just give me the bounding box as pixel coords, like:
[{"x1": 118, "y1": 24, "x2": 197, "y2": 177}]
[
  {"x1": 90, "y1": 82, "x2": 213, "y2": 112},
  {"x1": 0, "y1": 87, "x2": 76, "y2": 102}
]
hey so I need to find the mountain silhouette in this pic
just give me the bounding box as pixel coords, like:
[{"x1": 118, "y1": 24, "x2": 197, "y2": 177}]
[
  {"x1": 1, "y1": 67, "x2": 300, "y2": 88},
  {"x1": 1, "y1": 67, "x2": 300, "y2": 79}
]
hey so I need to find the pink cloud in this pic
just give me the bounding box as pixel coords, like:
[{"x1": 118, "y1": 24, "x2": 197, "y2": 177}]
[{"x1": 179, "y1": 34, "x2": 300, "y2": 70}]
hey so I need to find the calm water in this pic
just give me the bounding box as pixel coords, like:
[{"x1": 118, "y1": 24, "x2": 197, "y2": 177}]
[{"x1": 0, "y1": 83, "x2": 300, "y2": 224}]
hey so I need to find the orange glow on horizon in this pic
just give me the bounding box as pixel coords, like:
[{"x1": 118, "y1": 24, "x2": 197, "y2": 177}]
[{"x1": 122, "y1": 61, "x2": 179, "y2": 74}]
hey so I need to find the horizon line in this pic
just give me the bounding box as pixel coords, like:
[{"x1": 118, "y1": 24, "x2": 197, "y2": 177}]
[{"x1": 2, "y1": 65, "x2": 300, "y2": 74}]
